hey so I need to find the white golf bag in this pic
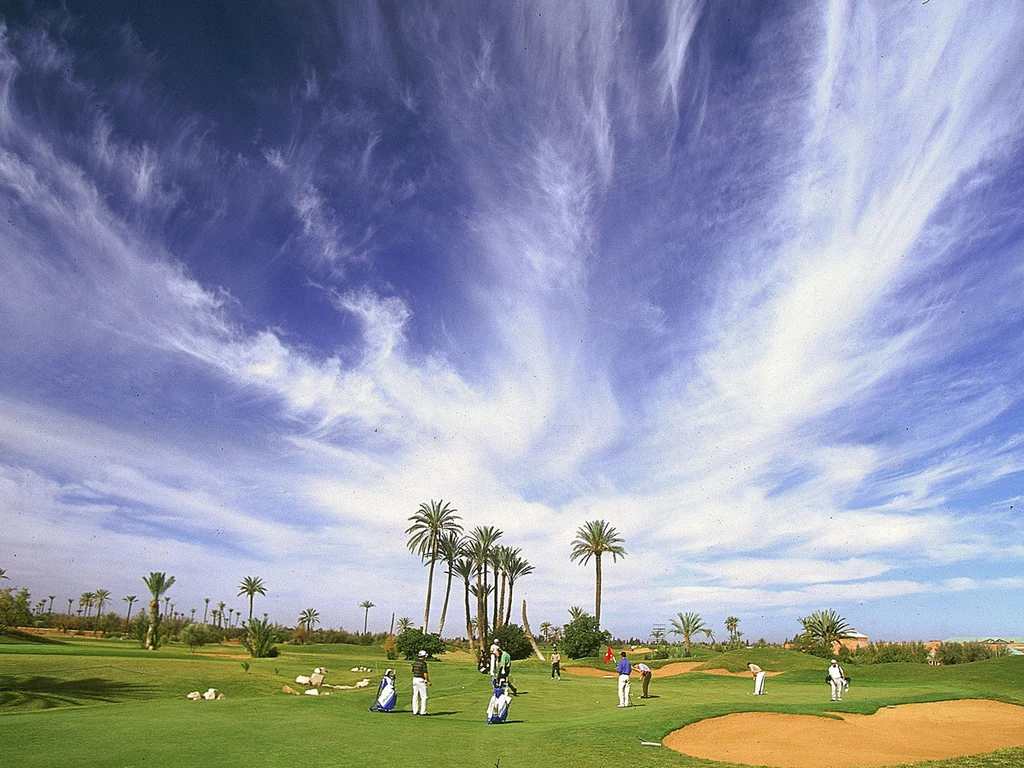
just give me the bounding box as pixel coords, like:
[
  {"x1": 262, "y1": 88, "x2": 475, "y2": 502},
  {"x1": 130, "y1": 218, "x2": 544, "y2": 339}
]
[
  {"x1": 486, "y1": 680, "x2": 511, "y2": 724},
  {"x1": 369, "y1": 669, "x2": 397, "y2": 712}
]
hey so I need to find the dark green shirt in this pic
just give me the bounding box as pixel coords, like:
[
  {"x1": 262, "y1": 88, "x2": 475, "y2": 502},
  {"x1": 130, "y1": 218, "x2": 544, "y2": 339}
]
[{"x1": 412, "y1": 659, "x2": 428, "y2": 678}]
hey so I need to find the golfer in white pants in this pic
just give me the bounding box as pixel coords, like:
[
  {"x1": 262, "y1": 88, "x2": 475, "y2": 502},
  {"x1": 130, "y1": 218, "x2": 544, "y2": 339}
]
[
  {"x1": 616, "y1": 652, "x2": 632, "y2": 707},
  {"x1": 827, "y1": 659, "x2": 845, "y2": 701},
  {"x1": 412, "y1": 650, "x2": 431, "y2": 715},
  {"x1": 748, "y1": 662, "x2": 765, "y2": 695}
]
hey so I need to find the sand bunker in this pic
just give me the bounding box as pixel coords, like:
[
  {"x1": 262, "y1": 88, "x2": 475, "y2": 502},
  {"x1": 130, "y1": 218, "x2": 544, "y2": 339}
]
[
  {"x1": 664, "y1": 699, "x2": 1024, "y2": 768},
  {"x1": 565, "y1": 661, "x2": 704, "y2": 678}
]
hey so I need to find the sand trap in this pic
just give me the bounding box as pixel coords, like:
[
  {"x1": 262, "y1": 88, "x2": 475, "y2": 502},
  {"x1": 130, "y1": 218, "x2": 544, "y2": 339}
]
[
  {"x1": 565, "y1": 661, "x2": 704, "y2": 678},
  {"x1": 664, "y1": 699, "x2": 1024, "y2": 768},
  {"x1": 698, "y1": 667, "x2": 784, "y2": 678}
]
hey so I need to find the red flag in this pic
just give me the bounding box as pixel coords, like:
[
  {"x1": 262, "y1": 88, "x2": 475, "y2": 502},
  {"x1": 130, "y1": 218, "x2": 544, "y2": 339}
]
[{"x1": 604, "y1": 646, "x2": 614, "y2": 663}]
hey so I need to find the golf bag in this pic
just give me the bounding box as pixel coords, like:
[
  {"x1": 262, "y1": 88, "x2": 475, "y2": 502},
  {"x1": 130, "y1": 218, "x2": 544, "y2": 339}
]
[
  {"x1": 369, "y1": 669, "x2": 397, "y2": 712},
  {"x1": 486, "y1": 680, "x2": 512, "y2": 724}
]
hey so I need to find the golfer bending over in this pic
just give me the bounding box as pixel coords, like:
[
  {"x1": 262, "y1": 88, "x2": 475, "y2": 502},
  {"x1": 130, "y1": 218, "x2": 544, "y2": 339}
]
[
  {"x1": 747, "y1": 662, "x2": 765, "y2": 695},
  {"x1": 616, "y1": 651, "x2": 632, "y2": 707},
  {"x1": 634, "y1": 661, "x2": 652, "y2": 698},
  {"x1": 412, "y1": 650, "x2": 431, "y2": 715},
  {"x1": 827, "y1": 659, "x2": 845, "y2": 702}
]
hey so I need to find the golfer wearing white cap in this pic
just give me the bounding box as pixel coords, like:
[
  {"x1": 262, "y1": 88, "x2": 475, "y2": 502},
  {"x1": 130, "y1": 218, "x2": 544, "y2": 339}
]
[
  {"x1": 827, "y1": 659, "x2": 845, "y2": 701},
  {"x1": 412, "y1": 650, "x2": 431, "y2": 715}
]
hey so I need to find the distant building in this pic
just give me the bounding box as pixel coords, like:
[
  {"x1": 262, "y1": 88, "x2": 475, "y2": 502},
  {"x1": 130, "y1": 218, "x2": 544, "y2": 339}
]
[
  {"x1": 835, "y1": 631, "x2": 870, "y2": 652},
  {"x1": 941, "y1": 637, "x2": 1024, "y2": 654}
]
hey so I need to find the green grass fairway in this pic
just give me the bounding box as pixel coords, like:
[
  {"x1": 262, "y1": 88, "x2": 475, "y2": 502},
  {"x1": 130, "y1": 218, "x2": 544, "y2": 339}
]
[{"x1": 3, "y1": 638, "x2": 1024, "y2": 767}]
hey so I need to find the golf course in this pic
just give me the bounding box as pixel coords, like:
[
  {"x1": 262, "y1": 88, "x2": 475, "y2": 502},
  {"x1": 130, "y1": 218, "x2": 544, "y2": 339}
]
[{"x1": 3, "y1": 635, "x2": 1024, "y2": 768}]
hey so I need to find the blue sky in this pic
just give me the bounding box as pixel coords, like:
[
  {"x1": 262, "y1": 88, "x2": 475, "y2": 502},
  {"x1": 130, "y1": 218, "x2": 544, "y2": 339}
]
[{"x1": 2, "y1": 0, "x2": 1023, "y2": 642}]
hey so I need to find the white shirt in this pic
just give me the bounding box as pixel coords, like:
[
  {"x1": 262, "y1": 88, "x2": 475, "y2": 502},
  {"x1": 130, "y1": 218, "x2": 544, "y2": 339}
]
[{"x1": 828, "y1": 664, "x2": 844, "y2": 680}]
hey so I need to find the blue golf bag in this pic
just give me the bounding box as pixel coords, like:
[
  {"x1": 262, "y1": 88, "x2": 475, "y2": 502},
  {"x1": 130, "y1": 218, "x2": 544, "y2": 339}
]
[
  {"x1": 369, "y1": 669, "x2": 397, "y2": 712},
  {"x1": 486, "y1": 679, "x2": 511, "y2": 724}
]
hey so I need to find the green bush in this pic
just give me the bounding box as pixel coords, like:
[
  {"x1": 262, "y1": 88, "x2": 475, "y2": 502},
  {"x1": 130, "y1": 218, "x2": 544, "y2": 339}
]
[
  {"x1": 395, "y1": 628, "x2": 446, "y2": 660},
  {"x1": 492, "y1": 623, "x2": 532, "y2": 661},
  {"x1": 0, "y1": 587, "x2": 32, "y2": 631},
  {"x1": 179, "y1": 623, "x2": 212, "y2": 653},
  {"x1": 560, "y1": 613, "x2": 611, "y2": 660},
  {"x1": 241, "y1": 617, "x2": 279, "y2": 658}
]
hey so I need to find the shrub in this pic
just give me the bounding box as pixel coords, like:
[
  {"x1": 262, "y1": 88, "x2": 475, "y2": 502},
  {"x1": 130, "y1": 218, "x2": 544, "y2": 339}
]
[
  {"x1": 395, "y1": 628, "x2": 446, "y2": 660},
  {"x1": 179, "y1": 623, "x2": 211, "y2": 654},
  {"x1": 381, "y1": 635, "x2": 398, "y2": 660},
  {"x1": 241, "y1": 617, "x2": 279, "y2": 658},
  {"x1": 0, "y1": 588, "x2": 32, "y2": 631},
  {"x1": 560, "y1": 613, "x2": 611, "y2": 660},
  {"x1": 491, "y1": 623, "x2": 532, "y2": 661}
]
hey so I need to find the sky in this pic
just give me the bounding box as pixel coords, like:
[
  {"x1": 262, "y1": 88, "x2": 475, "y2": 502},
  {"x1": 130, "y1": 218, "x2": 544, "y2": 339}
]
[{"x1": 1, "y1": 0, "x2": 1023, "y2": 643}]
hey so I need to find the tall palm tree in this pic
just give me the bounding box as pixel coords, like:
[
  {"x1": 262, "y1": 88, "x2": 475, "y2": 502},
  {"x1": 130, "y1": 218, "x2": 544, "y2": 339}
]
[
  {"x1": 725, "y1": 616, "x2": 741, "y2": 642},
  {"x1": 539, "y1": 622, "x2": 553, "y2": 643},
  {"x1": 396, "y1": 616, "x2": 413, "y2": 634},
  {"x1": 360, "y1": 600, "x2": 375, "y2": 634},
  {"x1": 123, "y1": 595, "x2": 137, "y2": 631},
  {"x1": 451, "y1": 557, "x2": 476, "y2": 654},
  {"x1": 237, "y1": 576, "x2": 267, "y2": 621},
  {"x1": 66, "y1": 598, "x2": 73, "y2": 614},
  {"x1": 467, "y1": 525, "x2": 502, "y2": 648},
  {"x1": 142, "y1": 572, "x2": 175, "y2": 651},
  {"x1": 405, "y1": 500, "x2": 462, "y2": 632},
  {"x1": 569, "y1": 520, "x2": 626, "y2": 628},
  {"x1": 670, "y1": 611, "x2": 712, "y2": 657},
  {"x1": 568, "y1": 605, "x2": 586, "y2": 620},
  {"x1": 47, "y1": 595, "x2": 56, "y2": 613},
  {"x1": 299, "y1": 608, "x2": 320, "y2": 632},
  {"x1": 203, "y1": 598, "x2": 210, "y2": 624},
  {"x1": 800, "y1": 609, "x2": 853, "y2": 653},
  {"x1": 504, "y1": 553, "x2": 535, "y2": 626},
  {"x1": 436, "y1": 531, "x2": 466, "y2": 636},
  {"x1": 81, "y1": 591, "x2": 97, "y2": 618},
  {"x1": 217, "y1": 601, "x2": 226, "y2": 629},
  {"x1": 94, "y1": 589, "x2": 111, "y2": 617},
  {"x1": 493, "y1": 546, "x2": 519, "y2": 630}
]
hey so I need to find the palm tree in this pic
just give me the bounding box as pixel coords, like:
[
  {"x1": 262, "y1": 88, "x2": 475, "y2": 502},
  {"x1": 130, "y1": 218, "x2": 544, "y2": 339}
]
[
  {"x1": 396, "y1": 616, "x2": 413, "y2": 634},
  {"x1": 670, "y1": 611, "x2": 712, "y2": 657},
  {"x1": 80, "y1": 591, "x2": 96, "y2": 618},
  {"x1": 299, "y1": 608, "x2": 320, "y2": 632},
  {"x1": 237, "y1": 576, "x2": 267, "y2": 622},
  {"x1": 47, "y1": 595, "x2": 56, "y2": 613},
  {"x1": 504, "y1": 553, "x2": 535, "y2": 626},
  {"x1": 0, "y1": 568, "x2": 7, "y2": 580},
  {"x1": 568, "y1": 605, "x2": 586, "y2": 620},
  {"x1": 452, "y1": 557, "x2": 476, "y2": 654},
  {"x1": 725, "y1": 616, "x2": 741, "y2": 642},
  {"x1": 539, "y1": 622, "x2": 553, "y2": 643},
  {"x1": 142, "y1": 572, "x2": 175, "y2": 651},
  {"x1": 569, "y1": 520, "x2": 626, "y2": 628},
  {"x1": 360, "y1": 600, "x2": 376, "y2": 634},
  {"x1": 203, "y1": 598, "x2": 210, "y2": 624},
  {"x1": 493, "y1": 546, "x2": 519, "y2": 630},
  {"x1": 217, "y1": 601, "x2": 226, "y2": 629},
  {"x1": 405, "y1": 500, "x2": 462, "y2": 632},
  {"x1": 94, "y1": 589, "x2": 111, "y2": 617},
  {"x1": 436, "y1": 531, "x2": 466, "y2": 636},
  {"x1": 123, "y1": 595, "x2": 137, "y2": 631},
  {"x1": 467, "y1": 525, "x2": 502, "y2": 648},
  {"x1": 66, "y1": 598, "x2": 73, "y2": 614},
  {"x1": 799, "y1": 609, "x2": 854, "y2": 653}
]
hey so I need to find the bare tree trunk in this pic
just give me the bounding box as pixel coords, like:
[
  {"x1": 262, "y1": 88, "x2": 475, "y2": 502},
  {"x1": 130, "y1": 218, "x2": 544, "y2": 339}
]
[
  {"x1": 437, "y1": 564, "x2": 454, "y2": 636},
  {"x1": 595, "y1": 553, "x2": 603, "y2": 628},
  {"x1": 389, "y1": 612, "x2": 395, "y2": 635},
  {"x1": 463, "y1": 579, "x2": 475, "y2": 655},
  {"x1": 505, "y1": 580, "x2": 515, "y2": 626},
  {"x1": 521, "y1": 599, "x2": 545, "y2": 661}
]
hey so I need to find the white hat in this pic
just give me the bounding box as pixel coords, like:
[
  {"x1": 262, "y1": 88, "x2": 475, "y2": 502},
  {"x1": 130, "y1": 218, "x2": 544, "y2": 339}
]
[
  {"x1": 418, "y1": 650, "x2": 427, "y2": 657},
  {"x1": 830, "y1": 659, "x2": 837, "y2": 663}
]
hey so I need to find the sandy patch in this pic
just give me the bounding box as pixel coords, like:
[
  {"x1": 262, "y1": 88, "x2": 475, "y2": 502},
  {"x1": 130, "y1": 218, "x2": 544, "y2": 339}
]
[
  {"x1": 565, "y1": 661, "x2": 704, "y2": 678},
  {"x1": 664, "y1": 699, "x2": 1024, "y2": 768},
  {"x1": 698, "y1": 668, "x2": 784, "y2": 678},
  {"x1": 627, "y1": 647, "x2": 652, "y2": 654}
]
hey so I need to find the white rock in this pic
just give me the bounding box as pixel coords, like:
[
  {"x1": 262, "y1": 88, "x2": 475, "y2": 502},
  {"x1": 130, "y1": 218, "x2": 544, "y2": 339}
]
[
  {"x1": 355, "y1": 678, "x2": 370, "y2": 688},
  {"x1": 303, "y1": 688, "x2": 320, "y2": 695},
  {"x1": 187, "y1": 691, "x2": 201, "y2": 700},
  {"x1": 351, "y1": 667, "x2": 359, "y2": 672},
  {"x1": 295, "y1": 675, "x2": 311, "y2": 685},
  {"x1": 202, "y1": 689, "x2": 219, "y2": 700}
]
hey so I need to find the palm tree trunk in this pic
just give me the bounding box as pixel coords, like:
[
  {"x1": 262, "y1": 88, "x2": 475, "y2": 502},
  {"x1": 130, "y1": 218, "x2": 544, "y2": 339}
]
[
  {"x1": 423, "y1": 545, "x2": 437, "y2": 631},
  {"x1": 363, "y1": 608, "x2": 369, "y2": 634},
  {"x1": 476, "y1": 569, "x2": 486, "y2": 650},
  {"x1": 145, "y1": 599, "x2": 159, "y2": 650},
  {"x1": 248, "y1": 595, "x2": 254, "y2": 621},
  {"x1": 497, "y1": 570, "x2": 507, "y2": 630},
  {"x1": 505, "y1": 580, "x2": 515, "y2": 626},
  {"x1": 124, "y1": 602, "x2": 134, "y2": 632},
  {"x1": 594, "y1": 552, "x2": 603, "y2": 628},
  {"x1": 463, "y1": 577, "x2": 475, "y2": 655},
  {"x1": 437, "y1": 564, "x2": 454, "y2": 637},
  {"x1": 492, "y1": 567, "x2": 501, "y2": 631},
  {"x1": 521, "y1": 599, "x2": 545, "y2": 661}
]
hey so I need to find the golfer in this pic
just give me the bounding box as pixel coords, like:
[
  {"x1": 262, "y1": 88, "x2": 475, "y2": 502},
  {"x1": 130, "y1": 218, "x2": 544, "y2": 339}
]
[
  {"x1": 498, "y1": 645, "x2": 518, "y2": 695},
  {"x1": 616, "y1": 651, "x2": 632, "y2": 707},
  {"x1": 412, "y1": 649, "x2": 431, "y2": 715},
  {"x1": 634, "y1": 661, "x2": 652, "y2": 698},
  {"x1": 748, "y1": 662, "x2": 765, "y2": 695},
  {"x1": 827, "y1": 659, "x2": 845, "y2": 701},
  {"x1": 550, "y1": 646, "x2": 561, "y2": 680},
  {"x1": 489, "y1": 638, "x2": 501, "y2": 676}
]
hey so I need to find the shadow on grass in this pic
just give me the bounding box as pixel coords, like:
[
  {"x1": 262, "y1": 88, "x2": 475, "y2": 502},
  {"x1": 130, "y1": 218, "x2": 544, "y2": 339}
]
[{"x1": 0, "y1": 675, "x2": 155, "y2": 710}]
